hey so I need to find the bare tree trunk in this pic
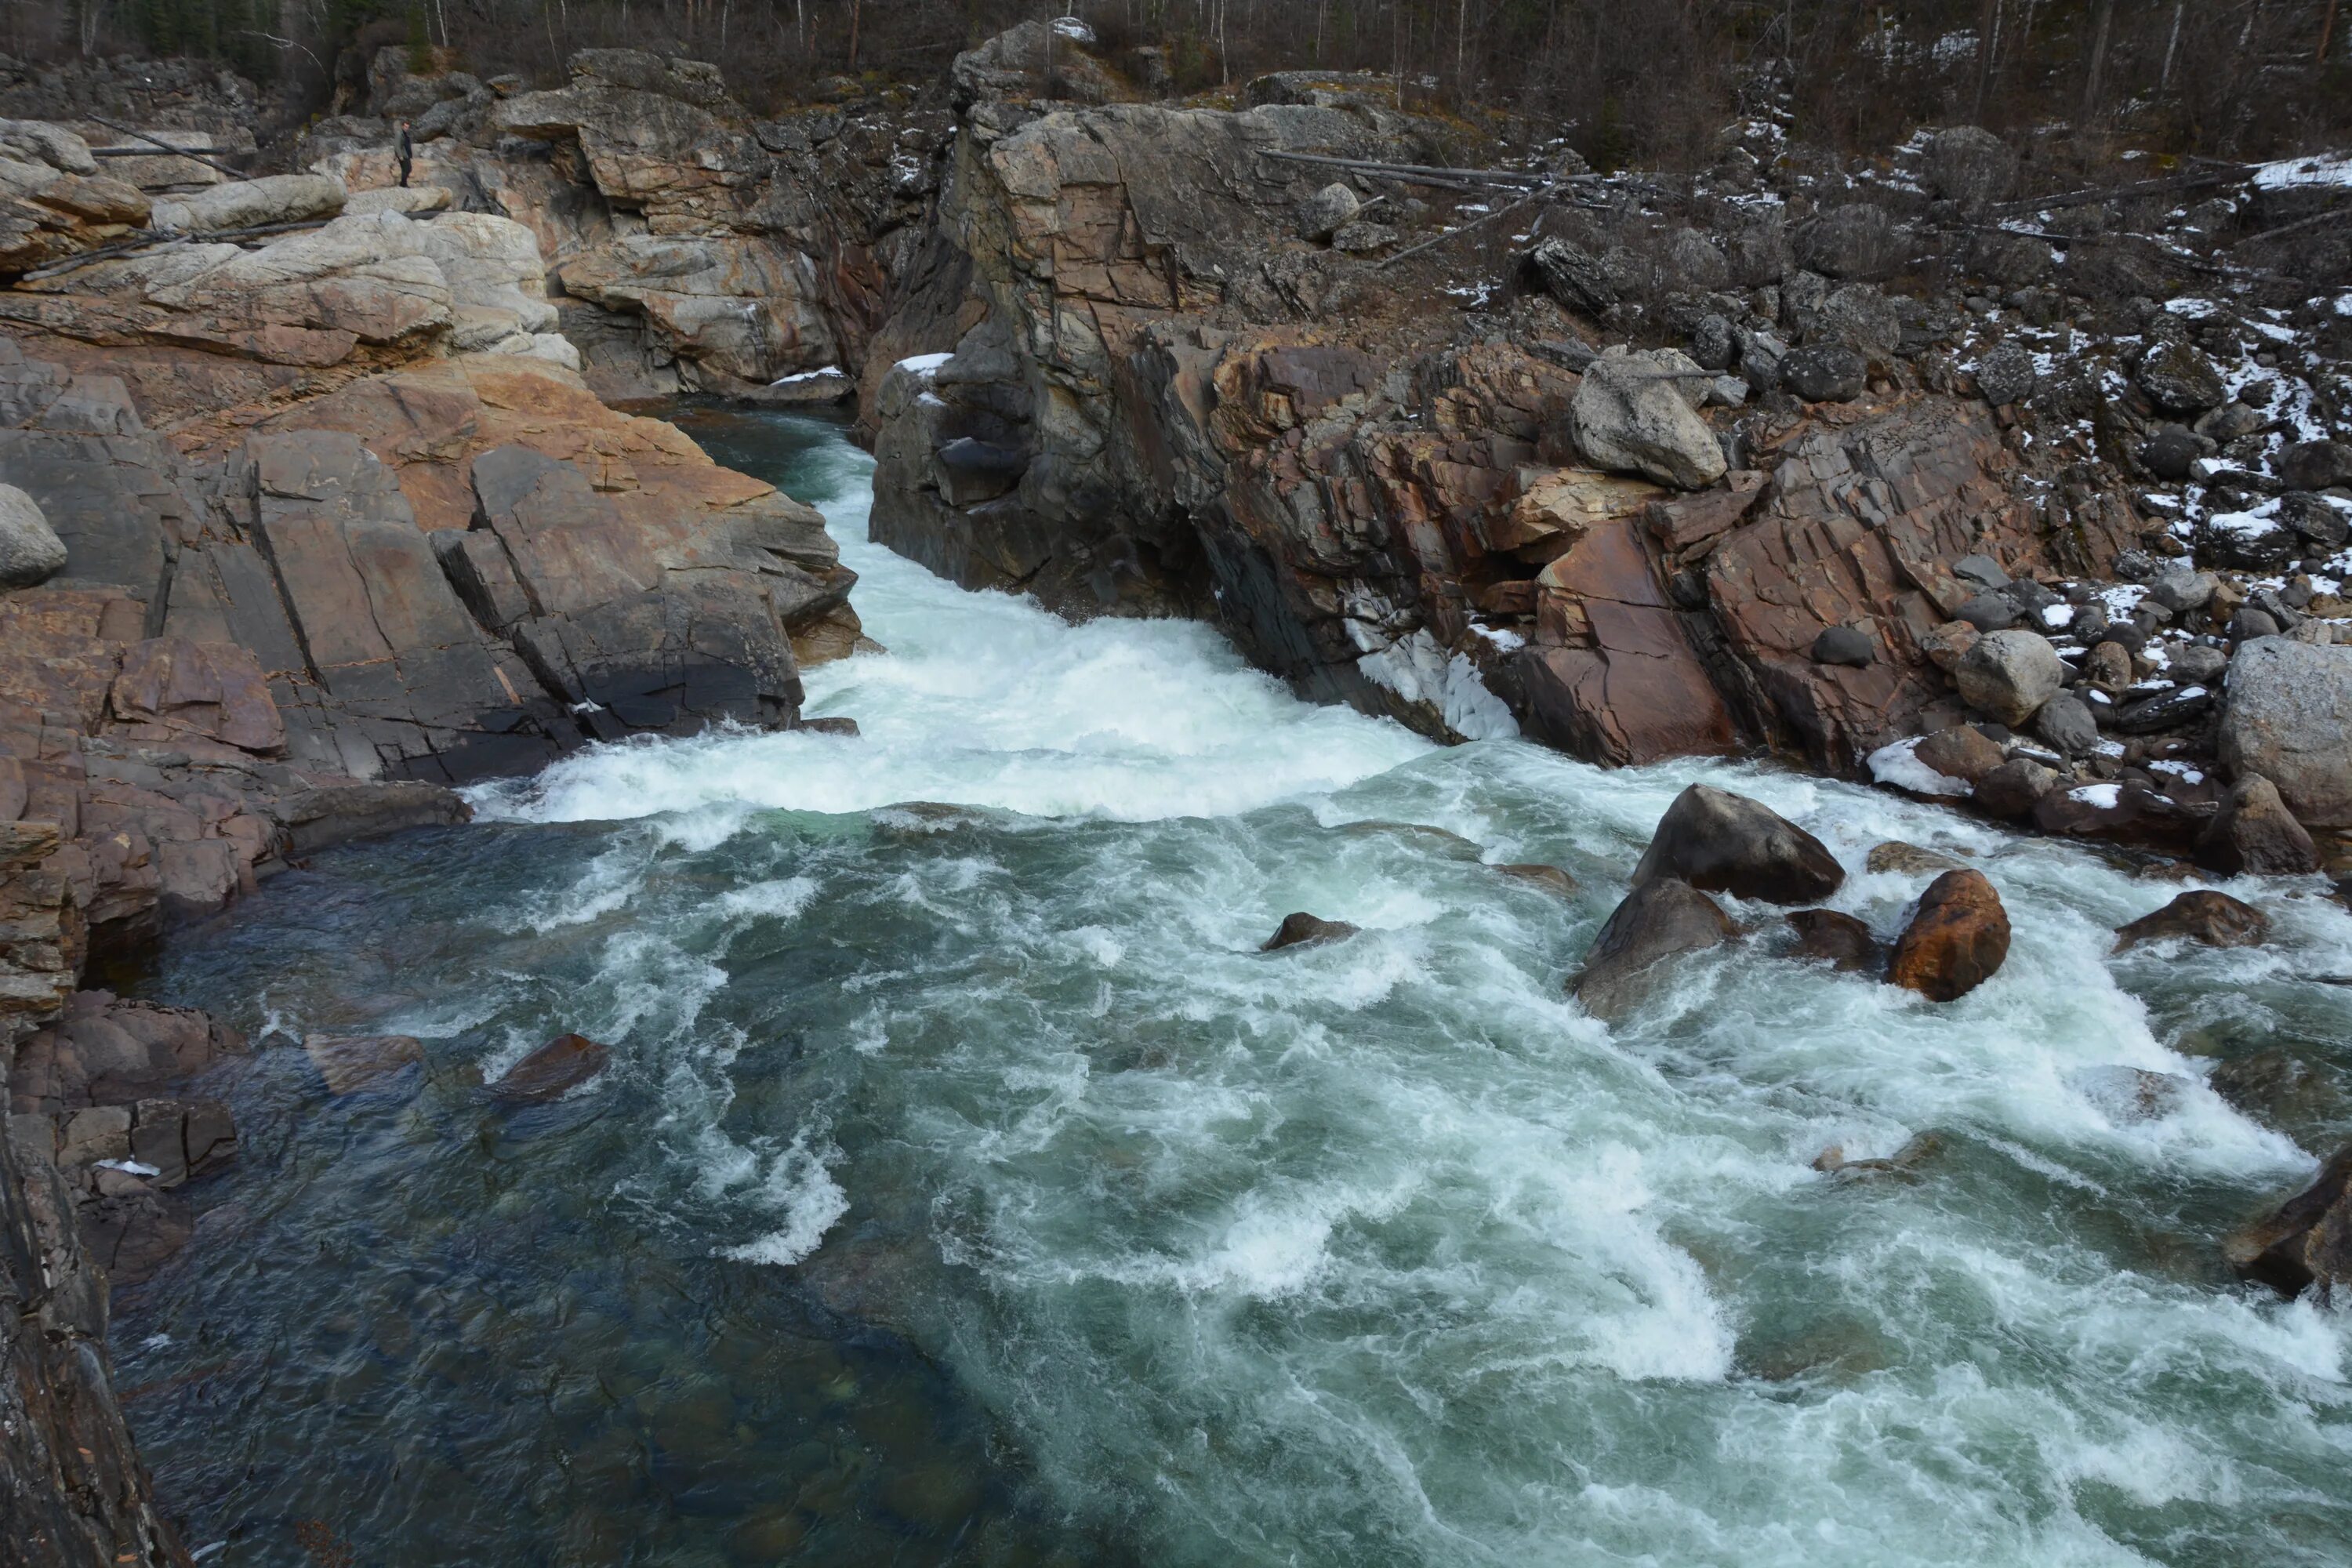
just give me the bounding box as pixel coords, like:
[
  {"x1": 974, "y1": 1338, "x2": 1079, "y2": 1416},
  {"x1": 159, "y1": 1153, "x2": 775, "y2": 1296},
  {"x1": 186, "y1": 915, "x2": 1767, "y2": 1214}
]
[
  {"x1": 1971, "y1": 0, "x2": 1999, "y2": 118},
  {"x1": 2161, "y1": 0, "x2": 2185, "y2": 86},
  {"x1": 2079, "y1": 0, "x2": 2114, "y2": 122},
  {"x1": 2321, "y1": 0, "x2": 2341, "y2": 60},
  {"x1": 848, "y1": 0, "x2": 860, "y2": 68}
]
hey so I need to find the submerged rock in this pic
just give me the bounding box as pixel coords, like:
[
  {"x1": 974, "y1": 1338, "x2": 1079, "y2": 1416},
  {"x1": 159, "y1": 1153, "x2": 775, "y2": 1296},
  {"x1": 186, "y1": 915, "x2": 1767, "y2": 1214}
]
[
  {"x1": 1886, "y1": 869, "x2": 2010, "y2": 1000},
  {"x1": 305, "y1": 1033, "x2": 426, "y2": 1094},
  {"x1": 1492, "y1": 862, "x2": 1578, "y2": 897},
  {"x1": 1574, "y1": 877, "x2": 1736, "y2": 1019},
  {"x1": 2112, "y1": 890, "x2": 2268, "y2": 953},
  {"x1": 1785, "y1": 909, "x2": 1880, "y2": 972},
  {"x1": 1864, "y1": 841, "x2": 1964, "y2": 877},
  {"x1": 1261, "y1": 913, "x2": 1359, "y2": 951},
  {"x1": 491, "y1": 1033, "x2": 612, "y2": 1102},
  {"x1": 2227, "y1": 1145, "x2": 2352, "y2": 1298},
  {"x1": 1632, "y1": 784, "x2": 1845, "y2": 905}
]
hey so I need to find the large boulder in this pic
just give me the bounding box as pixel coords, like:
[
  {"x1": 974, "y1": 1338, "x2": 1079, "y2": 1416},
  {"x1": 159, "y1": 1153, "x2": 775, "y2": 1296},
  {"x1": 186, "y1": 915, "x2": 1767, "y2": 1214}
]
[
  {"x1": 1573, "y1": 877, "x2": 1736, "y2": 1020},
  {"x1": 1632, "y1": 783, "x2": 1845, "y2": 904},
  {"x1": 2113, "y1": 890, "x2": 2268, "y2": 952},
  {"x1": 0, "y1": 479, "x2": 65, "y2": 586},
  {"x1": 2218, "y1": 638, "x2": 2352, "y2": 826},
  {"x1": 2196, "y1": 774, "x2": 2320, "y2": 877},
  {"x1": 1886, "y1": 869, "x2": 2010, "y2": 1001},
  {"x1": 1794, "y1": 202, "x2": 1904, "y2": 280},
  {"x1": 949, "y1": 19, "x2": 1136, "y2": 107},
  {"x1": 1922, "y1": 125, "x2": 2016, "y2": 208},
  {"x1": 1569, "y1": 349, "x2": 1726, "y2": 491},
  {"x1": 2227, "y1": 1146, "x2": 2352, "y2": 1298},
  {"x1": 2135, "y1": 339, "x2": 2227, "y2": 415},
  {"x1": 2278, "y1": 439, "x2": 2352, "y2": 491},
  {"x1": 1955, "y1": 629, "x2": 2063, "y2": 726},
  {"x1": 415, "y1": 211, "x2": 561, "y2": 354}
]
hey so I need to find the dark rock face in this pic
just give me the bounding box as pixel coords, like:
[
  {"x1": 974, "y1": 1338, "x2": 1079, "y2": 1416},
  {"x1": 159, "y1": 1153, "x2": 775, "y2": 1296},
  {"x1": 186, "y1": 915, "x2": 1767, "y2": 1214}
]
[
  {"x1": 492, "y1": 1033, "x2": 612, "y2": 1102},
  {"x1": 1886, "y1": 869, "x2": 2010, "y2": 1000},
  {"x1": 2112, "y1": 890, "x2": 2268, "y2": 953},
  {"x1": 1783, "y1": 346, "x2": 1867, "y2": 403},
  {"x1": 1261, "y1": 912, "x2": 1360, "y2": 950},
  {"x1": 2196, "y1": 775, "x2": 2319, "y2": 877},
  {"x1": 2277, "y1": 439, "x2": 2352, "y2": 492},
  {"x1": 2227, "y1": 1146, "x2": 2352, "y2": 1298},
  {"x1": 1, "y1": 1099, "x2": 187, "y2": 1568},
  {"x1": 1785, "y1": 908, "x2": 1879, "y2": 971},
  {"x1": 1810, "y1": 626, "x2": 1873, "y2": 666},
  {"x1": 1632, "y1": 783, "x2": 1845, "y2": 905},
  {"x1": 1574, "y1": 877, "x2": 1736, "y2": 1019}
]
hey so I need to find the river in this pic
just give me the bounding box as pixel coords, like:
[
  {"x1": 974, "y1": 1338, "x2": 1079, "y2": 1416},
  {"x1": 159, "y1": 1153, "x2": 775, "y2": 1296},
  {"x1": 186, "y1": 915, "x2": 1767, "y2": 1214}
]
[{"x1": 112, "y1": 407, "x2": 2352, "y2": 1567}]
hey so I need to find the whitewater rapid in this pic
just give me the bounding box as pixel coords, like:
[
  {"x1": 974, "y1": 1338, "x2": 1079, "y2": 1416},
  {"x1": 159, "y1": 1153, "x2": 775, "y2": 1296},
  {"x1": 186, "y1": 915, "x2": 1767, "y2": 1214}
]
[{"x1": 122, "y1": 410, "x2": 2352, "y2": 1567}]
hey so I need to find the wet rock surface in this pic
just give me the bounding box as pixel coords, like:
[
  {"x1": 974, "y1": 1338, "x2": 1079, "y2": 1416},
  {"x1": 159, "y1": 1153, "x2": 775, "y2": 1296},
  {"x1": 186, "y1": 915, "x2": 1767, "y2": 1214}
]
[
  {"x1": 1886, "y1": 869, "x2": 2011, "y2": 1001},
  {"x1": 1575, "y1": 877, "x2": 1737, "y2": 1019},
  {"x1": 1631, "y1": 783, "x2": 1845, "y2": 905}
]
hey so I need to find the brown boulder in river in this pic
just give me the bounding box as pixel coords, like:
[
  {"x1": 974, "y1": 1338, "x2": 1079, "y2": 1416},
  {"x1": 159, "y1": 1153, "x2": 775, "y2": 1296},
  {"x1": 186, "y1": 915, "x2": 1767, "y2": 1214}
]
[
  {"x1": 491, "y1": 1033, "x2": 612, "y2": 1102},
  {"x1": 1785, "y1": 909, "x2": 1881, "y2": 972},
  {"x1": 1575, "y1": 877, "x2": 1737, "y2": 1020},
  {"x1": 1886, "y1": 869, "x2": 2010, "y2": 1001},
  {"x1": 2111, "y1": 890, "x2": 2268, "y2": 953},
  {"x1": 1632, "y1": 784, "x2": 1845, "y2": 905},
  {"x1": 2227, "y1": 1146, "x2": 2352, "y2": 1298},
  {"x1": 1262, "y1": 913, "x2": 1359, "y2": 951}
]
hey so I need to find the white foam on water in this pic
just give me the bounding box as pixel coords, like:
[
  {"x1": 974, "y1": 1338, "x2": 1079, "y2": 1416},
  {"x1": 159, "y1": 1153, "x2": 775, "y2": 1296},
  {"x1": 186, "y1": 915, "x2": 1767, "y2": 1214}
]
[
  {"x1": 448, "y1": 412, "x2": 2352, "y2": 1568},
  {"x1": 471, "y1": 435, "x2": 1429, "y2": 829}
]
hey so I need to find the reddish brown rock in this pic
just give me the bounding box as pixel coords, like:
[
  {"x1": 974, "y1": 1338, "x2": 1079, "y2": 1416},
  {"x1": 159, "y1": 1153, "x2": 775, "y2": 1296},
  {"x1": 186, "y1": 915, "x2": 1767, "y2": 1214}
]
[
  {"x1": 1522, "y1": 520, "x2": 1737, "y2": 764},
  {"x1": 1262, "y1": 912, "x2": 1359, "y2": 950},
  {"x1": 491, "y1": 1032, "x2": 612, "y2": 1102},
  {"x1": 1493, "y1": 862, "x2": 1578, "y2": 897},
  {"x1": 1886, "y1": 869, "x2": 2011, "y2": 1000},
  {"x1": 2227, "y1": 1145, "x2": 2352, "y2": 1298},
  {"x1": 1911, "y1": 724, "x2": 2005, "y2": 786},
  {"x1": 2111, "y1": 890, "x2": 2268, "y2": 953}
]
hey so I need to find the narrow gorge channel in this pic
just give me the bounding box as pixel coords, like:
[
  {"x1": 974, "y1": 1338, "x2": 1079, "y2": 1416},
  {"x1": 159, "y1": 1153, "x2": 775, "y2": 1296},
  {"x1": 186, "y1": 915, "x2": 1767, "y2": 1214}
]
[{"x1": 112, "y1": 408, "x2": 2352, "y2": 1567}]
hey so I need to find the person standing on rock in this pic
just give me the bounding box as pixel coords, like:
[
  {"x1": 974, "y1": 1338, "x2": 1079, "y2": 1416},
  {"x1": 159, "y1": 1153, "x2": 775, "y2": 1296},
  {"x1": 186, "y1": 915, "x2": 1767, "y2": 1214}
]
[{"x1": 395, "y1": 119, "x2": 413, "y2": 188}]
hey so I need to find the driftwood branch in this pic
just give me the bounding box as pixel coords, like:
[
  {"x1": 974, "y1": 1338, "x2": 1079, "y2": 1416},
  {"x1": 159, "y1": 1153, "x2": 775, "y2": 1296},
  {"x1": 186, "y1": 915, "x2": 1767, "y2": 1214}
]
[
  {"x1": 1258, "y1": 148, "x2": 1557, "y2": 190},
  {"x1": 1377, "y1": 184, "x2": 1555, "y2": 269},
  {"x1": 82, "y1": 115, "x2": 247, "y2": 181},
  {"x1": 16, "y1": 217, "x2": 334, "y2": 283},
  {"x1": 1991, "y1": 168, "x2": 2248, "y2": 218}
]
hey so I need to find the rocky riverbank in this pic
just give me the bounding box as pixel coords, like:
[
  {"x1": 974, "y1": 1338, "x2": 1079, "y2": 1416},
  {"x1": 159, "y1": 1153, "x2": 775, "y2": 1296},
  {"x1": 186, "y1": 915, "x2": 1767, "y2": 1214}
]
[{"x1": 0, "y1": 24, "x2": 2348, "y2": 1560}]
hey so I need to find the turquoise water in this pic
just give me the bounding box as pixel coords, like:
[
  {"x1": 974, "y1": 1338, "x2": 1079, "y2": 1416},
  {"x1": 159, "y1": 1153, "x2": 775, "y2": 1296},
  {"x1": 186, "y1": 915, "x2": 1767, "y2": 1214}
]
[{"x1": 114, "y1": 407, "x2": 2352, "y2": 1566}]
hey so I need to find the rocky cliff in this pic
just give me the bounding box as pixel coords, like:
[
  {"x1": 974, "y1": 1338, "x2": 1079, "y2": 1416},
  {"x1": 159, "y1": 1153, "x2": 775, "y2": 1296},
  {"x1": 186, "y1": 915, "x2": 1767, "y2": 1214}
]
[
  {"x1": 861, "y1": 46, "x2": 2350, "y2": 870},
  {"x1": 0, "y1": 71, "x2": 879, "y2": 1556}
]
